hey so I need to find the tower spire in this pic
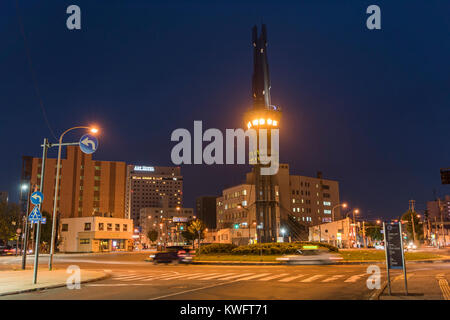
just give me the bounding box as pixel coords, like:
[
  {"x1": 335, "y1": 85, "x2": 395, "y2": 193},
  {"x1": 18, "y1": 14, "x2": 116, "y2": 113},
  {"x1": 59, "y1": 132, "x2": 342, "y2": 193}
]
[{"x1": 252, "y1": 24, "x2": 271, "y2": 109}]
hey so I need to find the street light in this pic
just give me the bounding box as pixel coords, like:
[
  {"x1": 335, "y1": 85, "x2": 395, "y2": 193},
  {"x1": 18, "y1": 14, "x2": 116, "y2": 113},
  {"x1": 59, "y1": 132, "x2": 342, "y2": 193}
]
[
  {"x1": 331, "y1": 202, "x2": 348, "y2": 221},
  {"x1": 49, "y1": 126, "x2": 99, "y2": 271}
]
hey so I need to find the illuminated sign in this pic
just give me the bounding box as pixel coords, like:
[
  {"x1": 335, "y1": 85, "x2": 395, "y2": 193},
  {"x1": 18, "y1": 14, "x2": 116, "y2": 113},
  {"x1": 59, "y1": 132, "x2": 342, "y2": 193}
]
[
  {"x1": 173, "y1": 217, "x2": 188, "y2": 222},
  {"x1": 134, "y1": 166, "x2": 155, "y2": 172}
]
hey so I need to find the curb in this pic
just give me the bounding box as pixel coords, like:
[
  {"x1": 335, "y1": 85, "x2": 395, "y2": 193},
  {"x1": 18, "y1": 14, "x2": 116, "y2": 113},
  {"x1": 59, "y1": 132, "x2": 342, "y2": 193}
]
[
  {"x1": 0, "y1": 272, "x2": 110, "y2": 297},
  {"x1": 369, "y1": 280, "x2": 388, "y2": 300}
]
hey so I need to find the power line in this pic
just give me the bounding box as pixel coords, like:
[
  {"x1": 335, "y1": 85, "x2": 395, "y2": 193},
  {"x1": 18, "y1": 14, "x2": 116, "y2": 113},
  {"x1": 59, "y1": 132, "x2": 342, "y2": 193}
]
[{"x1": 14, "y1": 0, "x2": 57, "y2": 140}]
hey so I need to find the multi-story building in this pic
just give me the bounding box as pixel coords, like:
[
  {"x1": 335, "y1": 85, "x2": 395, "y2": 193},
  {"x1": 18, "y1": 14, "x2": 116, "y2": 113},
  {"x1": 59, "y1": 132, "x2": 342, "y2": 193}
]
[
  {"x1": 427, "y1": 195, "x2": 450, "y2": 222},
  {"x1": 196, "y1": 196, "x2": 217, "y2": 229},
  {"x1": 216, "y1": 164, "x2": 341, "y2": 244},
  {"x1": 139, "y1": 207, "x2": 194, "y2": 245},
  {"x1": 0, "y1": 191, "x2": 8, "y2": 204},
  {"x1": 22, "y1": 146, "x2": 127, "y2": 219},
  {"x1": 125, "y1": 165, "x2": 183, "y2": 226}
]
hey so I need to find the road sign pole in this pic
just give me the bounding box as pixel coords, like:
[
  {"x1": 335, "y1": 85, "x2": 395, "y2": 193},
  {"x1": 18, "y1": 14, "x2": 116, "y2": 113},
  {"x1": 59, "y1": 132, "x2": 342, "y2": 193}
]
[
  {"x1": 32, "y1": 138, "x2": 48, "y2": 283},
  {"x1": 382, "y1": 222, "x2": 391, "y2": 295},
  {"x1": 399, "y1": 222, "x2": 408, "y2": 295}
]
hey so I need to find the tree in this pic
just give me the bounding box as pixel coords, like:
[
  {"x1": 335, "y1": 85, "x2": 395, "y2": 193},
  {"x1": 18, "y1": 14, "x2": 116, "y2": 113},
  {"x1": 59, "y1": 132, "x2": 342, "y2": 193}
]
[
  {"x1": 364, "y1": 223, "x2": 383, "y2": 242},
  {"x1": 401, "y1": 210, "x2": 424, "y2": 241},
  {"x1": 147, "y1": 229, "x2": 158, "y2": 243},
  {"x1": 185, "y1": 219, "x2": 206, "y2": 249},
  {"x1": 0, "y1": 202, "x2": 20, "y2": 245},
  {"x1": 181, "y1": 230, "x2": 196, "y2": 247}
]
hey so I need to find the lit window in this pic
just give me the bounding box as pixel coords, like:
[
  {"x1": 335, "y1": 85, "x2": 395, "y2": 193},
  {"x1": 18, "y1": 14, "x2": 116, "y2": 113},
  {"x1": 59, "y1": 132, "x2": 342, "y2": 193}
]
[
  {"x1": 323, "y1": 201, "x2": 331, "y2": 206},
  {"x1": 267, "y1": 118, "x2": 273, "y2": 125},
  {"x1": 259, "y1": 118, "x2": 265, "y2": 125},
  {"x1": 272, "y1": 120, "x2": 278, "y2": 126},
  {"x1": 324, "y1": 210, "x2": 332, "y2": 214},
  {"x1": 247, "y1": 122, "x2": 252, "y2": 129},
  {"x1": 252, "y1": 119, "x2": 258, "y2": 126}
]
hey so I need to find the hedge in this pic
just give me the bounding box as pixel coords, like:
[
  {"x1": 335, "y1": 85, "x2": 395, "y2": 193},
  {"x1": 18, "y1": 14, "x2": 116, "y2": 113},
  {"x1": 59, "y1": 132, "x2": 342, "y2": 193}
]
[{"x1": 198, "y1": 242, "x2": 338, "y2": 255}]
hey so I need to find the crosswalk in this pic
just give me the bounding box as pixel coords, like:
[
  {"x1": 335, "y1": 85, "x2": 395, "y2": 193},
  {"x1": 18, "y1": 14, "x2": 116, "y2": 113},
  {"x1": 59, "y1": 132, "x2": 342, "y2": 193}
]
[{"x1": 108, "y1": 271, "x2": 371, "y2": 284}]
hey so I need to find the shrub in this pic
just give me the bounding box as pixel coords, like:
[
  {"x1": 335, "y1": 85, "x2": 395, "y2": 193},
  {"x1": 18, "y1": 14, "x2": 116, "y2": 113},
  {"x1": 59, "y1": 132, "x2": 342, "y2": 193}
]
[{"x1": 198, "y1": 243, "x2": 237, "y2": 254}]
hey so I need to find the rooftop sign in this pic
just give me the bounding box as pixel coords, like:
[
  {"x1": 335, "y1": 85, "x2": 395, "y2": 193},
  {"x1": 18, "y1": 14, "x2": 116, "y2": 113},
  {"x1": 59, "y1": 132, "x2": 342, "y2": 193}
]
[{"x1": 134, "y1": 166, "x2": 155, "y2": 172}]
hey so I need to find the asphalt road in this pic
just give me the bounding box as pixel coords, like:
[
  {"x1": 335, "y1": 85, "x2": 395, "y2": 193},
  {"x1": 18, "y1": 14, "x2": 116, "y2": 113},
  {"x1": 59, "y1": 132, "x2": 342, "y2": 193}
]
[{"x1": 0, "y1": 252, "x2": 449, "y2": 300}]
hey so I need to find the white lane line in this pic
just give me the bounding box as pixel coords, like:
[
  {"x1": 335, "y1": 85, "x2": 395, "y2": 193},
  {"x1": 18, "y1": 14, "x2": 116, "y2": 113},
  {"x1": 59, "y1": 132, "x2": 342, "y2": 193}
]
[
  {"x1": 112, "y1": 274, "x2": 141, "y2": 280},
  {"x1": 258, "y1": 273, "x2": 290, "y2": 281},
  {"x1": 184, "y1": 273, "x2": 219, "y2": 280},
  {"x1": 140, "y1": 274, "x2": 178, "y2": 281},
  {"x1": 278, "y1": 275, "x2": 306, "y2": 282},
  {"x1": 197, "y1": 273, "x2": 236, "y2": 280},
  {"x1": 216, "y1": 273, "x2": 254, "y2": 280},
  {"x1": 301, "y1": 275, "x2": 324, "y2": 282},
  {"x1": 237, "y1": 273, "x2": 272, "y2": 281},
  {"x1": 322, "y1": 275, "x2": 344, "y2": 282}
]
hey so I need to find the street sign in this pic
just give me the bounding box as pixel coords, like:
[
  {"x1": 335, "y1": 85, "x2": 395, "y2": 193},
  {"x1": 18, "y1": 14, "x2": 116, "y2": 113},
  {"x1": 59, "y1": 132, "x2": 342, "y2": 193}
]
[
  {"x1": 41, "y1": 217, "x2": 47, "y2": 224},
  {"x1": 79, "y1": 134, "x2": 99, "y2": 154},
  {"x1": 384, "y1": 223, "x2": 404, "y2": 269},
  {"x1": 30, "y1": 191, "x2": 44, "y2": 205},
  {"x1": 28, "y1": 206, "x2": 42, "y2": 223}
]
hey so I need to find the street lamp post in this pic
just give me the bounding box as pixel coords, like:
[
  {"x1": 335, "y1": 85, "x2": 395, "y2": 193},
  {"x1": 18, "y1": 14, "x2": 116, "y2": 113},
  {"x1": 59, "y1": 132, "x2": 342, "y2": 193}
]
[
  {"x1": 49, "y1": 126, "x2": 98, "y2": 271},
  {"x1": 331, "y1": 203, "x2": 348, "y2": 222}
]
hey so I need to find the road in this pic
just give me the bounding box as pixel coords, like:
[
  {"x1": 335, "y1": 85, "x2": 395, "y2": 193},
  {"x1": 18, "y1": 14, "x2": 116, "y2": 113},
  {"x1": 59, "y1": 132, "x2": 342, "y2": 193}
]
[{"x1": 1, "y1": 252, "x2": 449, "y2": 300}]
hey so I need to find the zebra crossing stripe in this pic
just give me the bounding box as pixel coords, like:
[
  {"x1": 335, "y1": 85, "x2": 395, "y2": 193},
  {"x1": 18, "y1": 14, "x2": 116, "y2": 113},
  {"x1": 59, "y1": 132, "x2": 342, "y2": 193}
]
[
  {"x1": 301, "y1": 275, "x2": 324, "y2": 282},
  {"x1": 185, "y1": 273, "x2": 220, "y2": 280},
  {"x1": 322, "y1": 275, "x2": 344, "y2": 282},
  {"x1": 258, "y1": 273, "x2": 290, "y2": 281},
  {"x1": 278, "y1": 275, "x2": 306, "y2": 282},
  {"x1": 238, "y1": 273, "x2": 272, "y2": 281},
  {"x1": 197, "y1": 273, "x2": 236, "y2": 280},
  {"x1": 217, "y1": 273, "x2": 254, "y2": 280},
  {"x1": 159, "y1": 273, "x2": 203, "y2": 280},
  {"x1": 344, "y1": 274, "x2": 366, "y2": 283},
  {"x1": 113, "y1": 274, "x2": 142, "y2": 280}
]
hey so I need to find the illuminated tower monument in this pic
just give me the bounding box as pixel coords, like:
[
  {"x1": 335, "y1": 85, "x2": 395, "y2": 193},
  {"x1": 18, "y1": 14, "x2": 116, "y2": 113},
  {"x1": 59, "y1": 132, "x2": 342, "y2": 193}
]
[{"x1": 244, "y1": 24, "x2": 281, "y2": 243}]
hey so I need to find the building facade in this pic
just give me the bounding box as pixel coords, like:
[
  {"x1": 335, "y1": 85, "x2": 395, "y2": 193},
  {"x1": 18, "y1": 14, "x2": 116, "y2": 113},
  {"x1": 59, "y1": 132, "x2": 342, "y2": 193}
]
[
  {"x1": 196, "y1": 196, "x2": 217, "y2": 229},
  {"x1": 139, "y1": 207, "x2": 194, "y2": 246},
  {"x1": 427, "y1": 195, "x2": 450, "y2": 222},
  {"x1": 125, "y1": 165, "x2": 183, "y2": 226},
  {"x1": 24, "y1": 146, "x2": 127, "y2": 219},
  {"x1": 59, "y1": 216, "x2": 133, "y2": 252},
  {"x1": 216, "y1": 164, "x2": 341, "y2": 244},
  {"x1": 0, "y1": 191, "x2": 8, "y2": 204}
]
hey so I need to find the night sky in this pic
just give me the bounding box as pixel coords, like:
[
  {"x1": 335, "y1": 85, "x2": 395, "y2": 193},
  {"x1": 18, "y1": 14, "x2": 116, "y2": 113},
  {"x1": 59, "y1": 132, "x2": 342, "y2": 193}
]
[{"x1": 1, "y1": 0, "x2": 449, "y2": 220}]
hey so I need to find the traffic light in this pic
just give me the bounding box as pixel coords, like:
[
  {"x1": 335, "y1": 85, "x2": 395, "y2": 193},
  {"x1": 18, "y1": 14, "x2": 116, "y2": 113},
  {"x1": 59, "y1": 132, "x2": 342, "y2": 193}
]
[
  {"x1": 180, "y1": 225, "x2": 184, "y2": 231},
  {"x1": 234, "y1": 224, "x2": 239, "y2": 229}
]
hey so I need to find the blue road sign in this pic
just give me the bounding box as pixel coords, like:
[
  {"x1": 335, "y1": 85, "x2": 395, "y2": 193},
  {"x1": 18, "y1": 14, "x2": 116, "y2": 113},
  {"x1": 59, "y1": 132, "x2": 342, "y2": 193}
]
[
  {"x1": 79, "y1": 134, "x2": 99, "y2": 154},
  {"x1": 28, "y1": 206, "x2": 42, "y2": 223},
  {"x1": 41, "y1": 217, "x2": 47, "y2": 224},
  {"x1": 30, "y1": 191, "x2": 44, "y2": 205}
]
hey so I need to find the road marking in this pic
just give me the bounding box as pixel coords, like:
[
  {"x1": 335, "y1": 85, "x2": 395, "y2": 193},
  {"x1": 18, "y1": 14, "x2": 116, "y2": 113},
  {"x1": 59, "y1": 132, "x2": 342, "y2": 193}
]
[
  {"x1": 436, "y1": 274, "x2": 450, "y2": 300},
  {"x1": 158, "y1": 273, "x2": 203, "y2": 280},
  {"x1": 238, "y1": 273, "x2": 272, "y2": 281},
  {"x1": 278, "y1": 275, "x2": 306, "y2": 282},
  {"x1": 149, "y1": 279, "x2": 243, "y2": 300},
  {"x1": 344, "y1": 274, "x2": 367, "y2": 283},
  {"x1": 217, "y1": 273, "x2": 254, "y2": 280},
  {"x1": 322, "y1": 275, "x2": 344, "y2": 282},
  {"x1": 198, "y1": 273, "x2": 236, "y2": 280},
  {"x1": 184, "y1": 273, "x2": 219, "y2": 280},
  {"x1": 258, "y1": 273, "x2": 289, "y2": 281},
  {"x1": 301, "y1": 275, "x2": 324, "y2": 282}
]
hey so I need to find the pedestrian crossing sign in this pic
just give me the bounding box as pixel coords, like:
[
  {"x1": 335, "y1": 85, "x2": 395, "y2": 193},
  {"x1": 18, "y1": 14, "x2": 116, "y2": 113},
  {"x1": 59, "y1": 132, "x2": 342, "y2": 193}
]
[{"x1": 28, "y1": 206, "x2": 42, "y2": 223}]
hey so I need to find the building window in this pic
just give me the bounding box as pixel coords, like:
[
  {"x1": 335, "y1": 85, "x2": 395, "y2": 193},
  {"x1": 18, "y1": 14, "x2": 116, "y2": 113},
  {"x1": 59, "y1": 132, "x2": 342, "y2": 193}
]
[
  {"x1": 84, "y1": 223, "x2": 91, "y2": 231},
  {"x1": 61, "y1": 224, "x2": 68, "y2": 231},
  {"x1": 99, "y1": 223, "x2": 104, "y2": 231},
  {"x1": 323, "y1": 193, "x2": 331, "y2": 198},
  {"x1": 80, "y1": 239, "x2": 90, "y2": 244},
  {"x1": 115, "y1": 224, "x2": 120, "y2": 231},
  {"x1": 324, "y1": 210, "x2": 332, "y2": 214},
  {"x1": 323, "y1": 201, "x2": 331, "y2": 206},
  {"x1": 123, "y1": 224, "x2": 128, "y2": 231},
  {"x1": 107, "y1": 223, "x2": 112, "y2": 231}
]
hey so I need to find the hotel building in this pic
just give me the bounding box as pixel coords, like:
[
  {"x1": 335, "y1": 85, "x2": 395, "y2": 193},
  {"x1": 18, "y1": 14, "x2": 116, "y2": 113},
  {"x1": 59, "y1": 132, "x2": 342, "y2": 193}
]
[{"x1": 125, "y1": 165, "x2": 183, "y2": 227}]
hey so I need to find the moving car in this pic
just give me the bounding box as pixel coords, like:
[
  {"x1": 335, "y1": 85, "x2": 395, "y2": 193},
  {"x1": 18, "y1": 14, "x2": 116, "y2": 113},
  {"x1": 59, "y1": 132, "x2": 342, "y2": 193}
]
[
  {"x1": 0, "y1": 245, "x2": 15, "y2": 256},
  {"x1": 149, "y1": 246, "x2": 195, "y2": 264},
  {"x1": 276, "y1": 246, "x2": 342, "y2": 265}
]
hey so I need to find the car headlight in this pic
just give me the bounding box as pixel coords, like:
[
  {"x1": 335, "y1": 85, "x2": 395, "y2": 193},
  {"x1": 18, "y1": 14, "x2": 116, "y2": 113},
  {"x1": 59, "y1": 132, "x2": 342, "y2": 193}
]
[{"x1": 149, "y1": 255, "x2": 155, "y2": 258}]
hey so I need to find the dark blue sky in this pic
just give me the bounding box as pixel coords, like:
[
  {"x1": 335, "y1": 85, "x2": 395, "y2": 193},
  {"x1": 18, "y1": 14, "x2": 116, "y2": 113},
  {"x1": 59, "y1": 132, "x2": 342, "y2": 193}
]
[{"x1": 1, "y1": 0, "x2": 449, "y2": 219}]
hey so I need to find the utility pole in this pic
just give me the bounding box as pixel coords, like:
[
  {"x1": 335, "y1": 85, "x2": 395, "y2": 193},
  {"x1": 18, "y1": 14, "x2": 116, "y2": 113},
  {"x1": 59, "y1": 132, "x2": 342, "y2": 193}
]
[
  {"x1": 409, "y1": 200, "x2": 416, "y2": 242},
  {"x1": 362, "y1": 221, "x2": 366, "y2": 248},
  {"x1": 438, "y1": 198, "x2": 446, "y2": 247}
]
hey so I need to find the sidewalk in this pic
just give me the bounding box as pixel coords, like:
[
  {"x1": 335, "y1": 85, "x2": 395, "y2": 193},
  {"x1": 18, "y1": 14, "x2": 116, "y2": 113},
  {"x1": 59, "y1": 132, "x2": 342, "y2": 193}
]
[
  {"x1": 378, "y1": 272, "x2": 450, "y2": 300},
  {"x1": 0, "y1": 268, "x2": 108, "y2": 297}
]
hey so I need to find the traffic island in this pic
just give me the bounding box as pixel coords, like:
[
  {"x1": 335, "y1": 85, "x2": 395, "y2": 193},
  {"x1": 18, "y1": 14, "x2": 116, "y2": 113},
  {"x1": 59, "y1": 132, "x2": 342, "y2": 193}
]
[{"x1": 0, "y1": 269, "x2": 109, "y2": 297}]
